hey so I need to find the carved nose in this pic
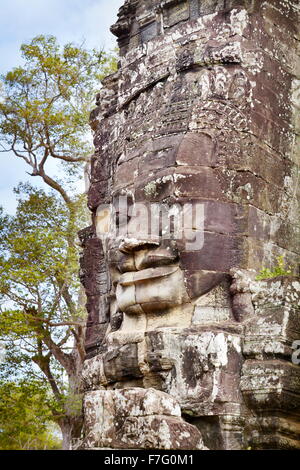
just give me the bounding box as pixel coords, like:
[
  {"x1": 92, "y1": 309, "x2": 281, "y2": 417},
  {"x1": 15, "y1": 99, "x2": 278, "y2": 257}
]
[{"x1": 118, "y1": 237, "x2": 160, "y2": 254}]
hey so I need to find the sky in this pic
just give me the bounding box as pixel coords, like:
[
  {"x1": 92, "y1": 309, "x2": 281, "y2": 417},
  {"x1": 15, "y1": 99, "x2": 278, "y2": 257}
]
[{"x1": 0, "y1": 0, "x2": 124, "y2": 213}]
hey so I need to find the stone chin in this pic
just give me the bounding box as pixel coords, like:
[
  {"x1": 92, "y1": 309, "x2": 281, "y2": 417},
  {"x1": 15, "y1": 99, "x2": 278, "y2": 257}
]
[{"x1": 115, "y1": 265, "x2": 190, "y2": 314}]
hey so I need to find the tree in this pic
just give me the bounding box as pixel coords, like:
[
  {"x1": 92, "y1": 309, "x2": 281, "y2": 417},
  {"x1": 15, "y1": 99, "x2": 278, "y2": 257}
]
[
  {"x1": 0, "y1": 379, "x2": 61, "y2": 450},
  {"x1": 0, "y1": 36, "x2": 117, "y2": 449},
  {"x1": 0, "y1": 185, "x2": 89, "y2": 449},
  {"x1": 0, "y1": 34, "x2": 117, "y2": 203}
]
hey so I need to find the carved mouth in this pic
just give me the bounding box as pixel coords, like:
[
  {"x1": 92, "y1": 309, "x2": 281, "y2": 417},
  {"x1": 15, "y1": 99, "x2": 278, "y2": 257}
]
[{"x1": 119, "y1": 265, "x2": 179, "y2": 286}]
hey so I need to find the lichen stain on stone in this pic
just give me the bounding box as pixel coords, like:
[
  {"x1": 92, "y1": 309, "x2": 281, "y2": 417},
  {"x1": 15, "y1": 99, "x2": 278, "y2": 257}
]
[{"x1": 80, "y1": 0, "x2": 300, "y2": 452}]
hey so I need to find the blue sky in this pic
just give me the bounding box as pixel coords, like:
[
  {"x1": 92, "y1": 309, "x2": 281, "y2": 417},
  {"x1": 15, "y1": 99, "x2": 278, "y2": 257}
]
[{"x1": 0, "y1": 0, "x2": 123, "y2": 213}]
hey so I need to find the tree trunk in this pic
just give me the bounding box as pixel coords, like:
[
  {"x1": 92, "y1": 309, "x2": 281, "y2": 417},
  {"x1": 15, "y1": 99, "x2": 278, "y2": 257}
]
[
  {"x1": 60, "y1": 420, "x2": 72, "y2": 450},
  {"x1": 58, "y1": 405, "x2": 83, "y2": 450}
]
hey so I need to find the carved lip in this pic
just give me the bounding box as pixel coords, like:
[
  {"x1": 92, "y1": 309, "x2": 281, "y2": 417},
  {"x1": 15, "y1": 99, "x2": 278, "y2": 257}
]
[{"x1": 119, "y1": 265, "x2": 179, "y2": 286}]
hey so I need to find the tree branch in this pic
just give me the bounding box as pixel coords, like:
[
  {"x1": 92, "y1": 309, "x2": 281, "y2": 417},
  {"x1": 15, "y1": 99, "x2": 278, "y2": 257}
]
[
  {"x1": 32, "y1": 354, "x2": 62, "y2": 402},
  {"x1": 49, "y1": 150, "x2": 87, "y2": 163},
  {"x1": 70, "y1": 325, "x2": 85, "y2": 362},
  {"x1": 37, "y1": 167, "x2": 72, "y2": 205},
  {"x1": 25, "y1": 312, "x2": 83, "y2": 327}
]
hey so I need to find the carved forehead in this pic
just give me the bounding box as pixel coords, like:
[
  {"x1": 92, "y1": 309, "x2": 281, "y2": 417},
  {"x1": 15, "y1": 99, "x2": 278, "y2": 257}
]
[{"x1": 106, "y1": 63, "x2": 252, "y2": 196}]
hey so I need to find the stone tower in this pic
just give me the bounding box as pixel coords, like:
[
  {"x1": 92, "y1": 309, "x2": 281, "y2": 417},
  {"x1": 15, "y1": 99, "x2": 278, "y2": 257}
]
[{"x1": 79, "y1": 0, "x2": 300, "y2": 450}]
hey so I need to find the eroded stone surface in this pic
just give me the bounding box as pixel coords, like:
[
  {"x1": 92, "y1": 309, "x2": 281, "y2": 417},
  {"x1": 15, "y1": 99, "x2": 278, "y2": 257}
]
[
  {"x1": 82, "y1": 388, "x2": 205, "y2": 449},
  {"x1": 79, "y1": 0, "x2": 300, "y2": 451}
]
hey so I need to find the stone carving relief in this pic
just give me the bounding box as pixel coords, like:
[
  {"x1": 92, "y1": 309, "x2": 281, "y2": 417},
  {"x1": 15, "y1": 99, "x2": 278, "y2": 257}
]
[{"x1": 79, "y1": 0, "x2": 300, "y2": 450}]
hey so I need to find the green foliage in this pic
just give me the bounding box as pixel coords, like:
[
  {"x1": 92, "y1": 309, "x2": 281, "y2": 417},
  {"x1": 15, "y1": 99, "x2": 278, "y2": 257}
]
[
  {"x1": 0, "y1": 184, "x2": 85, "y2": 317},
  {"x1": 256, "y1": 256, "x2": 293, "y2": 280},
  {"x1": 0, "y1": 380, "x2": 62, "y2": 450},
  {"x1": 0, "y1": 35, "x2": 118, "y2": 198},
  {"x1": 0, "y1": 185, "x2": 88, "y2": 445},
  {"x1": 0, "y1": 185, "x2": 85, "y2": 365},
  {"x1": 0, "y1": 34, "x2": 117, "y2": 448}
]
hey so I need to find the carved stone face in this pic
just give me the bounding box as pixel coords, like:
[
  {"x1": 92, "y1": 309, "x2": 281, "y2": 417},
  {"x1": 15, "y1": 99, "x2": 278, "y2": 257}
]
[
  {"x1": 80, "y1": 0, "x2": 300, "y2": 451},
  {"x1": 85, "y1": 0, "x2": 300, "y2": 341},
  {"x1": 94, "y1": 55, "x2": 295, "y2": 331}
]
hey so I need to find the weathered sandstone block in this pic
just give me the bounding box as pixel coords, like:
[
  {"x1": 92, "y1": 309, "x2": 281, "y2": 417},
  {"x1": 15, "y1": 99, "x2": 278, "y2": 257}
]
[
  {"x1": 79, "y1": 0, "x2": 300, "y2": 450},
  {"x1": 82, "y1": 388, "x2": 206, "y2": 449}
]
